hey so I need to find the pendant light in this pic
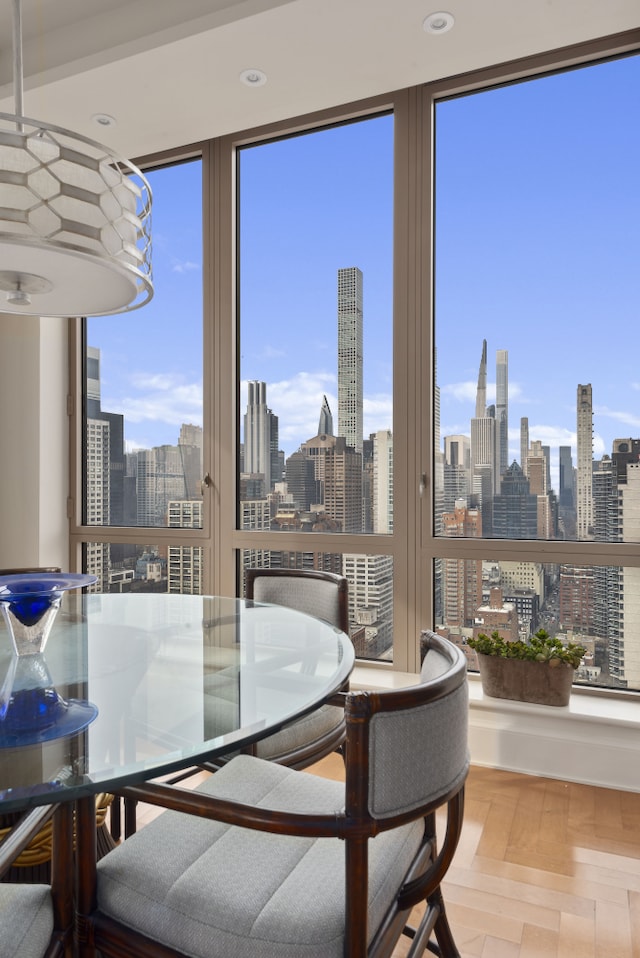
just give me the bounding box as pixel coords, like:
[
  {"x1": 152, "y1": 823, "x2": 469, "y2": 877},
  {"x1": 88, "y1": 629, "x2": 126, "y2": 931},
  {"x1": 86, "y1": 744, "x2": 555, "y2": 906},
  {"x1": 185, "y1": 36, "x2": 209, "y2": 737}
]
[{"x1": 0, "y1": 0, "x2": 153, "y2": 317}]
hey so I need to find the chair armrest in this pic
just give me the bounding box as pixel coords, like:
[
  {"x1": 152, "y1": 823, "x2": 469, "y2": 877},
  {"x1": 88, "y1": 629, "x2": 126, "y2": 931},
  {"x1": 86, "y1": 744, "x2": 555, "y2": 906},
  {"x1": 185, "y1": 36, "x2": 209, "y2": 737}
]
[
  {"x1": 326, "y1": 690, "x2": 348, "y2": 707},
  {"x1": 0, "y1": 804, "x2": 57, "y2": 878},
  {"x1": 117, "y1": 781, "x2": 350, "y2": 839}
]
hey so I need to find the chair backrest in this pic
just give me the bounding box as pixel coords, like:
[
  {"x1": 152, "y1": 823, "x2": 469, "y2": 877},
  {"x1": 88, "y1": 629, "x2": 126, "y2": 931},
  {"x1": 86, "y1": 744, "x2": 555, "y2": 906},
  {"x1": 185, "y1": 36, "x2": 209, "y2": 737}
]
[
  {"x1": 245, "y1": 568, "x2": 349, "y2": 634},
  {"x1": 345, "y1": 630, "x2": 469, "y2": 825}
]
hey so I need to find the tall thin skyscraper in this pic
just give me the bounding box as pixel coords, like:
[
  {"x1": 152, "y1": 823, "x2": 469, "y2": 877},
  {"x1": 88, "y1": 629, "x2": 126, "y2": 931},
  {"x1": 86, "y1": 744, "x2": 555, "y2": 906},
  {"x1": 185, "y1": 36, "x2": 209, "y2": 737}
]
[
  {"x1": 337, "y1": 267, "x2": 363, "y2": 453},
  {"x1": 496, "y1": 348, "x2": 509, "y2": 477},
  {"x1": 520, "y1": 417, "x2": 529, "y2": 476},
  {"x1": 475, "y1": 339, "x2": 487, "y2": 418},
  {"x1": 576, "y1": 384, "x2": 594, "y2": 540},
  {"x1": 470, "y1": 339, "x2": 497, "y2": 497}
]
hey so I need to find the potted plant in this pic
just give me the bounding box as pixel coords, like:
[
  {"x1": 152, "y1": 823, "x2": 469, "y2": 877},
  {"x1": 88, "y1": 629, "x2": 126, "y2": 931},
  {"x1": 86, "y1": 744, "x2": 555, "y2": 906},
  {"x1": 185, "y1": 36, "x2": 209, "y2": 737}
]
[{"x1": 467, "y1": 629, "x2": 586, "y2": 706}]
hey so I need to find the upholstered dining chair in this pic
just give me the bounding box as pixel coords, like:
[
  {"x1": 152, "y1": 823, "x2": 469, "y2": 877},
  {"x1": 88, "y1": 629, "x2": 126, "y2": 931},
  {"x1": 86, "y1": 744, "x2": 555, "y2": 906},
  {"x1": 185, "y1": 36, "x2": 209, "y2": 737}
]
[
  {"x1": 203, "y1": 568, "x2": 350, "y2": 772},
  {"x1": 0, "y1": 803, "x2": 74, "y2": 958},
  {"x1": 89, "y1": 630, "x2": 469, "y2": 958},
  {"x1": 0, "y1": 567, "x2": 115, "y2": 879},
  {"x1": 117, "y1": 568, "x2": 350, "y2": 838}
]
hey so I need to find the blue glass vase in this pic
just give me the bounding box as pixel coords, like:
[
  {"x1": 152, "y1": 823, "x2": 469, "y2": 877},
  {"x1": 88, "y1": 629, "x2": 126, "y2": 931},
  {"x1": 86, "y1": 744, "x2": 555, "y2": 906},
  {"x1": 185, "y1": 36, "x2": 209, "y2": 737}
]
[{"x1": 0, "y1": 573, "x2": 98, "y2": 746}]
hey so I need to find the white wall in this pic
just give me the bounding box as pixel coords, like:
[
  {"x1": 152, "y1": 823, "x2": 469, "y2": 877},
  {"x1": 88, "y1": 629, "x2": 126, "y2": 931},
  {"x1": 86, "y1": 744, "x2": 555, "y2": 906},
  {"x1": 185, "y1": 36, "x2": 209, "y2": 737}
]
[{"x1": 0, "y1": 315, "x2": 69, "y2": 570}]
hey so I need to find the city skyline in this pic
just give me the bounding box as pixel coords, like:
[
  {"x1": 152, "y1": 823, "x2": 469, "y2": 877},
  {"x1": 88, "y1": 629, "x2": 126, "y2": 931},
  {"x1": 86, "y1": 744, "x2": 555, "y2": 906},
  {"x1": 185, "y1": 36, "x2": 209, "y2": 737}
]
[{"x1": 87, "y1": 52, "x2": 639, "y2": 485}]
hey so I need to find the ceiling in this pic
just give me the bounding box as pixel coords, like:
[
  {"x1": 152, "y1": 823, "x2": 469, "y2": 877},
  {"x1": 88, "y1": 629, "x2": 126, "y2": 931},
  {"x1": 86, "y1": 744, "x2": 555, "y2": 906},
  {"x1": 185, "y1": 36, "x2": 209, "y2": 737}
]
[{"x1": 0, "y1": 0, "x2": 638, "y2": 159}]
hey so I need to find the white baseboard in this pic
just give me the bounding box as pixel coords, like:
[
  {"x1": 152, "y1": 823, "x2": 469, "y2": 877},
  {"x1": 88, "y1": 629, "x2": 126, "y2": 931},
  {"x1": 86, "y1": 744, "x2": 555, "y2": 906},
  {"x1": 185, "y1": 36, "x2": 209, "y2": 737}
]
[{"x1": 468, "y1": 680, "x2": 640, "y2": 792}]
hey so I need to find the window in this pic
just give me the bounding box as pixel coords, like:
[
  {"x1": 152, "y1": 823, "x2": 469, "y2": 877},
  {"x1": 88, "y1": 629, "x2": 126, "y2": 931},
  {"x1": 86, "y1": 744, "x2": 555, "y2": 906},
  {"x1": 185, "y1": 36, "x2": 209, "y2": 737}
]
[
  {"x1": 72, "y1": 34, "x2": 640, "y2": 688},
  {"x1": 236, "y1": 115, "x2": 395, "y2": 659},
  {"x1": 80, "y1": 158, "x2": 204, "y2": 594},
  {"x1": 432, "y1": 51, "x2": 640, "y2": 689}
]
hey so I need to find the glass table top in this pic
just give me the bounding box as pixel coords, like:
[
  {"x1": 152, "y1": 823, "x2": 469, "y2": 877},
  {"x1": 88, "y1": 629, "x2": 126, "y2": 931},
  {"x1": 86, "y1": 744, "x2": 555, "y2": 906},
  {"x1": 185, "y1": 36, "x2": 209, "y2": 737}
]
[{"x1": 0, "y1": 593, "x2": 354, "y2": 811}]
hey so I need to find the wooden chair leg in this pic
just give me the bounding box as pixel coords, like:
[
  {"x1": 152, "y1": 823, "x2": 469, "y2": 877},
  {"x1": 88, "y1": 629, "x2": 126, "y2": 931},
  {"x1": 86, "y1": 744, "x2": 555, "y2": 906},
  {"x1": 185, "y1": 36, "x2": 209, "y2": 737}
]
[
  {"x1": 109, "y1": 798, "x2": 121, "y2": 843},
  {"x1": 124, "y1": 797, "x2": 138, "y2": 837},
  {"x1": 427, "y1": 887, "x2": 460, "y2": 957}
]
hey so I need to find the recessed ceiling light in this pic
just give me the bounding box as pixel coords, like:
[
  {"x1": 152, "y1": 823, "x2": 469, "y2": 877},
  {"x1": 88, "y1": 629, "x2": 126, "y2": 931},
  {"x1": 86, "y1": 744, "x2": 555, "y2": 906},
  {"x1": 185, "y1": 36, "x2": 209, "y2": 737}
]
[
  {"x1": 423, "y1": 11, "x2": 455, "y2": 34},
  {"x1": 240, "y1": 69, "x2": 267, "y2": 87},
  {"x1": 91, "y1": 113, "x2": 117, "y2": 128}
]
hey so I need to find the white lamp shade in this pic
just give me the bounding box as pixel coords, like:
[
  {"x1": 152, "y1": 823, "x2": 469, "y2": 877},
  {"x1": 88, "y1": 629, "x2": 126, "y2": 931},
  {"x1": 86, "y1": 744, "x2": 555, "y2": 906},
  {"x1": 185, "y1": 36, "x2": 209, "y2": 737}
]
[{"x1": 0, "y1": 113, "x2": 153, "y2": 317}]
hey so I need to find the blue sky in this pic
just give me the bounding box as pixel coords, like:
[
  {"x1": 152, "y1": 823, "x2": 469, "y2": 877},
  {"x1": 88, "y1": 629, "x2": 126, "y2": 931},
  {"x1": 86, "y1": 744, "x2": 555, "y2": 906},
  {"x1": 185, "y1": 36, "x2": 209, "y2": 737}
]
[
  {"x1": 89, "y1": 51, "x2": 639, "y2": 492},
  {"x1": 435, "y1": 53, "x2": 640, "y2": 483}
]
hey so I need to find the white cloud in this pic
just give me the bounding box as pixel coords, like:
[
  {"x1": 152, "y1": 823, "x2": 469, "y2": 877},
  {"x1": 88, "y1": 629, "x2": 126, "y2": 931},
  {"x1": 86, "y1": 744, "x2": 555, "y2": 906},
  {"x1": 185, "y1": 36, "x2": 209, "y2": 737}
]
[
  {"x1": 171, "y1": 260, "x2": 200, "y2": 273},
  {"x1": 102, "y1": 374, "x2": 202, "y2": 432},
  {"x1": 258, "y1": 345, "x2": 286, "y2": 360},
  {"x1": 442, "y1": 379, "x2": 525, "y2": 406},
  {"x1": 595, "y1": 404, "x2": 640, "y2": 432},
  {"x1": 363, "y1": 394, "x2": 392, "y2": 437},
  {"x1": 441, "y1": 380, "x2": 476, "y2": 403}
]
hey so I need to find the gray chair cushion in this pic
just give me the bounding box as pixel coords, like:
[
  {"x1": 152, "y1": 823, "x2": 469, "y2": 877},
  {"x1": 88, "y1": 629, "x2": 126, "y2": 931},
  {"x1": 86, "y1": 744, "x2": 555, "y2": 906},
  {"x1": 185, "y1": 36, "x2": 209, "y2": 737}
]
[
  {"x1": 368, "y1": 682, "x2": 469, "y2": 819},
  {"x1": 97, "y1": 756, "x2": 423, "y2": 958},
  {"x1": 367, "y1": 643, "x2": 469, "y2": 819},
  {"x1": 0, "y1": 884, "x2": 54, "y2": 958},
  {"x1": 254, "y1": 704, "x2": 343, "y2": 760}
]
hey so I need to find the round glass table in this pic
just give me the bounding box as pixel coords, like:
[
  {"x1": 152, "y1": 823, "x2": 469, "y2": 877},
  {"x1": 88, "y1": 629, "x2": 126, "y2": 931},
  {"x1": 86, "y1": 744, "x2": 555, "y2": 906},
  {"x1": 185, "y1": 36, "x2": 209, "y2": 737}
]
[{"x1": 0, "y1": 592, "x2": 354, "y2": 810}]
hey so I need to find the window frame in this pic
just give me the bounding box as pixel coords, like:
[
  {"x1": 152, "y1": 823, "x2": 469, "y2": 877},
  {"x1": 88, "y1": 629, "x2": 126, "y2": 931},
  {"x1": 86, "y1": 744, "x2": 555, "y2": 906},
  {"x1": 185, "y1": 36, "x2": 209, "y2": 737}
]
[{"x1": 68, "y1": 28, "x2": 640, "y2": 684}]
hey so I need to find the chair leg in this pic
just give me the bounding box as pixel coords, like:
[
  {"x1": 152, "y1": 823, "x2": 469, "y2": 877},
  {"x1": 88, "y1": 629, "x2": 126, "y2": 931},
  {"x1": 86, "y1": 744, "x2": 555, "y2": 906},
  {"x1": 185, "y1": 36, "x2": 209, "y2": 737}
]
[
  {"x1": 109, "y1": 798, "x2": 121, "y2": 842},
  {"x1": 124, "y1": 797, "x2": 138, "y2": 837},
  {"x1": 427, "y1": 887, "x2": 460, "y2": 958}
]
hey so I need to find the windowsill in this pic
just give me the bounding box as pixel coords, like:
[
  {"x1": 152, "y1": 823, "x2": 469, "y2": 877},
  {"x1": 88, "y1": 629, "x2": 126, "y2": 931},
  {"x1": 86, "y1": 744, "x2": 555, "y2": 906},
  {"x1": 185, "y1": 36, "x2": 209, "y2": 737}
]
[{"x1": 352, "y1": 664, "x2": 640, "y2": 793}]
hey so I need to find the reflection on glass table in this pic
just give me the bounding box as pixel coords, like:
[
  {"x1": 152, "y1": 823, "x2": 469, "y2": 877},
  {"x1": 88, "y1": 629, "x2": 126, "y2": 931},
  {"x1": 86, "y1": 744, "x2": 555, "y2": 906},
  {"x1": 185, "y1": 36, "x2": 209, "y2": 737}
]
[{"x1": 0, "y1": 592, "x2": 354, "y2": 811}]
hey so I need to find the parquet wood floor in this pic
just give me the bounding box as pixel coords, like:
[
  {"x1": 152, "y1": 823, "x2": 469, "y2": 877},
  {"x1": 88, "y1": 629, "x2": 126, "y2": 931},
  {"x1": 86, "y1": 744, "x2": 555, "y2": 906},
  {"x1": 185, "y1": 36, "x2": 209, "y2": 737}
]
[{"x1": 133, "y1": 756, "x2": 640, "y2": 957}]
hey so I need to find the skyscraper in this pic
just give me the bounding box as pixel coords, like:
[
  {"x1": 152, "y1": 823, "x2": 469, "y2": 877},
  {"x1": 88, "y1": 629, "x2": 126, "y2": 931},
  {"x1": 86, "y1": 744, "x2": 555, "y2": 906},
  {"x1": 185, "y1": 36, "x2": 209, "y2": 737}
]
[
  {"x1": 619, "y1": 458, "x2": 640, "y2": 687},
  {"x1": 342, "y1": 553, "x2": 393, "y2": 657},
  {"x1": 372, "y1": 429, "x2": 393, "y2": 533},
  {"x1": 470, "y1": 340, "x2": 497, "y2": 507},
  {"x1": 576, "y1": 383, "x2": 594, "y2": 540},
  {"x1": 520, "y1": 417, "x2": 529, "y2": 476},
  {"x1": 244, "y1": 380, "x2": 279, "y2": 491},
  {"x1": 300, "y1": 433, "x2": 362, "y2": 532},
  {"x1": 442, "y1": 435, "x2": 471, "y2": 512},
  {"x1": 337, "y1": 267, "x2": 363, "y2": 453},
  {"x1": 491, "y1": 462, "x2": 538, "y2": 539},
  {"x1": 167, "y1": 500, "x2": 202, "y2": 594},
  {"x1": 318, "y1": 395, "x2": 334, "y2": 436},
  {"x1": 441, "y1": 501, "x2": 483, "y2": 629},
  {"x1": 496, "y1": 348, "x2": 509, "y2": 478},
  {"x1": 135, "y1": 445, "x2": 186, "y2": 526}
]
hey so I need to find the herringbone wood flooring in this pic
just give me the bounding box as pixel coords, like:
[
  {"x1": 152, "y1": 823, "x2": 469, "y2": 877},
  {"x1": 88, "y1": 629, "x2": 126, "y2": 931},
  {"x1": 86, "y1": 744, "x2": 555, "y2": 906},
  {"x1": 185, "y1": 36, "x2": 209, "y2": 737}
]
[{"x1": 134, "y1": 757, "x2": 640, "y2": 957}]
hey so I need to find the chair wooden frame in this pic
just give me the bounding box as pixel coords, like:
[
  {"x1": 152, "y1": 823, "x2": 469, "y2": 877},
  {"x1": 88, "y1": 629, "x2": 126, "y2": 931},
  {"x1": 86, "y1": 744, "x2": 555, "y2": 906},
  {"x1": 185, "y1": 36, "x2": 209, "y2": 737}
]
[
  {"x1": 0, "y1": 804, "x2": 74, "y2": 958},
  {"x1": 88, "y1": 632, "x2": 468, "y2": 958}
]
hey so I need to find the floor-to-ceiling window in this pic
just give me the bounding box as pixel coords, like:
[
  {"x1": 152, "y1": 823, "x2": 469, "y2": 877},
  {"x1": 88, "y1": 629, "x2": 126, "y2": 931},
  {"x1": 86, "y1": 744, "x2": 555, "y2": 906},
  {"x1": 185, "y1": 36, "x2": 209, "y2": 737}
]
[
  {"x1": 80, "y1": 157, "x2": 205, "y2": 595},
  {"x1": 431, "y1": 50, "x2": 640, "y2": 690},
  {"x1": 236, "y1": 115, "x2": 395, "y2": 660},
  {"x1": 71, "y1": 35, "x2": 640, "y2": 689}
]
